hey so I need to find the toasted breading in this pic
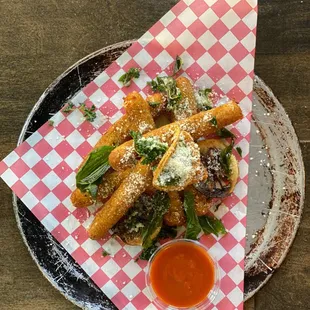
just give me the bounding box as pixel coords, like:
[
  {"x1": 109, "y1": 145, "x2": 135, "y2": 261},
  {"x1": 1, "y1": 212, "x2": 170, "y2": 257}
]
[
  {"x1": 70, "y1": 188, "x2": 94, "y2": 209},
  {"x1": 164, "y1": 191, "x2": 186, "y2": 226},
  {"x1": 186, "y1": 185, "x2": 213, "y2": 216},
  {"x1": 171, "y1": 76, "x2": 198, "y2": 121},
  {"x1": 146, "y1": 93, "x2": 165, "y2": 117},
  {"x1": 70, "y1": 169, "x2": 131, "y2": 208},
  {"x1": 109, "y1": 101, "x2": 243, "y2": 171},
  {"x1": 70, "y1": 92, "x2": 155, "y2": 208},
  {"x1": 116, "y1": 226, "x2": 162, "y2": 246},
  {"x1": 88, "y1": 161, "x2": 152, "y2": 240}
]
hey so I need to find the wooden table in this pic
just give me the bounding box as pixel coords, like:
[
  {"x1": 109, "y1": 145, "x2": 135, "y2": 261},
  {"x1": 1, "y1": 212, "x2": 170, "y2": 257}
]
[{"x1": 0, "y1": 1, "x2": 309, "y2": 309}]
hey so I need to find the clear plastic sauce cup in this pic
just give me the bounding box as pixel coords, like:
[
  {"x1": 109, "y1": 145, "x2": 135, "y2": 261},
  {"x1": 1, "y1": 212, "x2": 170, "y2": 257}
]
[{"x1": 145, "y1": 239, "x2": 220, "y2": 309}]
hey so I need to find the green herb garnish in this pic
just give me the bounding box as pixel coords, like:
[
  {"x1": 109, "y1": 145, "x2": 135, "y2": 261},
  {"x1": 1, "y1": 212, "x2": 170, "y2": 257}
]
[
  {"x1": 183, "y1": 191, "x2": 226, "y2": 239},
  {"x1": 63, "y1": 102, "x2": 75, "y2": 114},
  {"x1": 196, "y1": 88, "x2": 212, "y2": 111},
  {"x1": 118, "y1": 67, "x2": 140, "y2": 87},
  {"x1": 183, "y1": 191, "x2": 201, "y2": 240},
  {"x1": 138, "y1": 226, "x2": 177, "y2": 262},
  {"x1": 173, "y1": 55, "x2": 183, "y2": 75},
  {"x1": 147, "y1": 101, "x2": 161, "y2": 107},
  {"x1": 142, "y1": 191, "x2": 170, "y2": 248},
  {"x1": 76, "y1": 145, "x2": 115, "y2": 199},
  {"x1": 216, "y1": 128, "x2": 236, "y2": 140},
  {"x1": 158, "y1": 226, "x2": 177, "y2": 239},
  {"x1": 147, "y1": 76, "x2": 182, "y2": 110},
  {"x1": 236, "y1": 146, "x2": 242, "y2": 157},
  {"x1": 48, "y1": 120, "x2": 54, "y2": 126},
  {"x1": 80, "y1": 103, "x2": 97, "y2": 122},
  {"x1": 130, "y1": 131, "x2": 168, "y2": 165},
  {"x1": 219, "y1": 144, "x2": 233, "y2": 176},
  {"x1": 139, "y1": 243, "x2": 158, "y2": 261},
  {"x1": 159, "y1": 174, "x2": 181, "y2": 186},
  {"x1": 209, "y1": 116, "x2": 218, "y2": 127},
  {"x1": 102, "y1": 250, "x2": 110, "y2": 257},
  {"x1": 199, "y1": 216, "x2": 226, "y2": 237}
]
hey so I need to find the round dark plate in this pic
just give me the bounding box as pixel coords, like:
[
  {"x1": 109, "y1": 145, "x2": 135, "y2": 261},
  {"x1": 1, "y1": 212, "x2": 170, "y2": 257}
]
[{"x1": 14, "y1": 40, "x2": 305, "y2": 309}]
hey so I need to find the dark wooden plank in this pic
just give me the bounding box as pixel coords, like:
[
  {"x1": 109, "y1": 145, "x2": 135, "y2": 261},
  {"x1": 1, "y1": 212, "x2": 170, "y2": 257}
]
[{"x1": 255, "y1": 0, "x2": 310, "y2": 141}]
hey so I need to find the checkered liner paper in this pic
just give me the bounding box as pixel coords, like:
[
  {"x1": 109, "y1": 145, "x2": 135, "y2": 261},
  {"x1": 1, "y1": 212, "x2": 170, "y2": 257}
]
[{"x1": 0, "y1": 1, "x2": 257, "y2": 309}]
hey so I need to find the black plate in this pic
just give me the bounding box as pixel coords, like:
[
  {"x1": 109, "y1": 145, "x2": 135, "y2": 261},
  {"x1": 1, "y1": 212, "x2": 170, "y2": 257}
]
[{"x1": 13, "y1": 40, "x2": 305, "y2": 309}]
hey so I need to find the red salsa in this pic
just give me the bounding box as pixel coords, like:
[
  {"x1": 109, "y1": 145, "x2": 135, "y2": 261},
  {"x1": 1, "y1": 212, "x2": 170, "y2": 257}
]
[{"x1": 150, "y1": 241, "x2": 215, "y2": 308}]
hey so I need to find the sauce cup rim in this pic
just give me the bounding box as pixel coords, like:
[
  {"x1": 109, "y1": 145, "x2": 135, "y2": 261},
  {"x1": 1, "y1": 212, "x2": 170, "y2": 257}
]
[{"x1": 145, "y1": 238, "x2": 221, "y2": 310}]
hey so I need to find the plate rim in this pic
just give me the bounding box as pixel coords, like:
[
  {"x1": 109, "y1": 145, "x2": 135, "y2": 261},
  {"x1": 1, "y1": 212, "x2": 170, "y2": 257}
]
[{"x1": 12, "y1": 40, "x2": 305, "y2": 307}]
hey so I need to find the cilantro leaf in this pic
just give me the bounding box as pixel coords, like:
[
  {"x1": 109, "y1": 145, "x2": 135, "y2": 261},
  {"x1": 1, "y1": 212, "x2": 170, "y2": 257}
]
[
  {"x1": 118, "y1": 67, "x2": 140, "y2": 87},
  {"x1": 196, "y1": 88, "x2": 212, "y2": 111},
  {"x1": 63, "y1": 102, "x2": 75, "y2": 114},
  {"x1": 130, "y1": 131, "x2": 168, "y2": 165},
  {"x1": 236, "y1": 146, "x2": 242, "y2": 157},
  {"x1": 199, "y1": 215, "x2": 226, "y2": 237},
  {"x1": 147, "y1": 76, "x2": 182, "y2": 110},
  {"x1": 48, "y1": 120, "x2": 54, "y2": 126},
  {"x1": 80, "y1": 103, "x2": 97, "y2": 122},
  {"x1": 184, "y1": 191, "x2": 202, "y2": 240},
  {"x1": 102, "y1": 250, "x2": 110, "y2": 257},
  {"x1": 147, "y1": 100, "x2": 161, "y2": 107},
  {"x1": 173, "y1": 55, "x2": 183, "y2": 75}
]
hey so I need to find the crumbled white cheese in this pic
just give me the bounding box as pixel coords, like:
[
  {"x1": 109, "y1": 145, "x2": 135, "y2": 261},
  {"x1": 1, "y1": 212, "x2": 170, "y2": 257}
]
[
  {"x1": 157, "y1": 139, "x2": 195, "y2": 186},
  {"x1": 203, "y1": 112, "x2": 212, "y2": 122},
  {"x1": 138, "y1": 121, "x2": 152, "y2": 134},
  {"x1": 173, "y1": 97, "x2": 191, "y2": 121}
]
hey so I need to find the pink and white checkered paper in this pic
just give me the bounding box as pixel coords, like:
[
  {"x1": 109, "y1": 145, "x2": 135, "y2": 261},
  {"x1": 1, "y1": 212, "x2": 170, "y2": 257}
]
[{"x1": 0, "y1": 1, "x2": 257, "y2": 309}]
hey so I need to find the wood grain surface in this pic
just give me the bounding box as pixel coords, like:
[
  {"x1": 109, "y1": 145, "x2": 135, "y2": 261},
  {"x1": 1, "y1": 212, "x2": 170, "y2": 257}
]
[{"x1": 0, "y1": 1, "x2": 309, "y2": 309}]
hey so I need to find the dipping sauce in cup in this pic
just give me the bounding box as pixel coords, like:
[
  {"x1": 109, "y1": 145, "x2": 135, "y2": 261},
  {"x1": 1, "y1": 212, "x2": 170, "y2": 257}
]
[{"x1": 146, "y1": 239, "x2": 220, "y2": 309}]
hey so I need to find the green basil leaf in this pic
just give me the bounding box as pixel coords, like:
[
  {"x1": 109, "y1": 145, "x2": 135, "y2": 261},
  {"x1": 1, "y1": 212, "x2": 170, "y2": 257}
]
[
  {"x1": 216, "y1": 128, "x2": 236, "y2": 139},
  {"x1": 78, "y1": 164, "x2": 110, "y2": 185},
  {"x1": 219, "y1": 143, "x2": 233, "y2": 176},
  {"x1": 199, "y1": 215, "x2": 226, "y2": 237},
  {"x1": 85, "y1": 184, "x2": 99, "y2": 199},
  {"x1": 184, "y1": 191, "x2": 202, "y2": 240},
  {"x1": 236, "y1": 146, "x2": 242, "y2": 157},
  {"x1": 76, "y1": 145, "x2": 115, "y2": 196},
  {"x1": 142, "y1": 191, "x2": 170, "y2": 248}
]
